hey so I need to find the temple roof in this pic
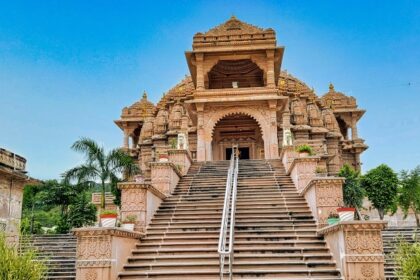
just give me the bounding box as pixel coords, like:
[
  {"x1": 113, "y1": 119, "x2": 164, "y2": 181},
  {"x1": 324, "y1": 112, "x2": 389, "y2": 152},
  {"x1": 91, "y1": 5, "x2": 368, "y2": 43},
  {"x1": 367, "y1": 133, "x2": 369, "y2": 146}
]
[
  {"x1": 120, "y1": 91, "x2": 156, "y2": 120},
  {"x1": 191, "y1": 16, "x2": 277, "y2": 51},
  {"x1": 200, "y1": 16, "x2": 267, "y2": 36},
  {"x1": 320, "y1": 83, "x2": 358, "y2": 110}
]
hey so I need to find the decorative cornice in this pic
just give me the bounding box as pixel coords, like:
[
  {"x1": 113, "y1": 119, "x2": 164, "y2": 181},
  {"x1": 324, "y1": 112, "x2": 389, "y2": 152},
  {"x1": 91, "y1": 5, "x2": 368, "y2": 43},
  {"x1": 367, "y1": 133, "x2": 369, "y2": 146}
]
[
  {"x1": 150, "y1": 161, "x2": 183, "y2": 178},
  {"x1": 72, "y1": 227, "x2": 144, "y2": 239},
  {"x1": 300, "y1": 177, "x2": 345, "y2": 196},
  {"x1": 286, "y1": 156, "x2": 320, "y2": 175},
  {"x1": 168, "y1": 149, "x2": 192, "y2": 161},
  {"x1": 117, "y1": 182, "x2": 167, "y2": 200},
  {"x1": 318, "y1": 221, "x2": 388, "y2": 236}
]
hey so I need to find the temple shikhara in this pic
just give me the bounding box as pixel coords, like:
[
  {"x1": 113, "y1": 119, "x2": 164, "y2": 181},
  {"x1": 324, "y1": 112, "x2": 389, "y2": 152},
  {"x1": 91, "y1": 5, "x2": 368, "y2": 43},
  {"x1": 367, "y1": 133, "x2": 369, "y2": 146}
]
[
  {"x1": 115, "y1": 16, "x2": 367, "y2": 177},
  {"x1": 70, "y1": 17, "x2": 397, "y2": 280}
]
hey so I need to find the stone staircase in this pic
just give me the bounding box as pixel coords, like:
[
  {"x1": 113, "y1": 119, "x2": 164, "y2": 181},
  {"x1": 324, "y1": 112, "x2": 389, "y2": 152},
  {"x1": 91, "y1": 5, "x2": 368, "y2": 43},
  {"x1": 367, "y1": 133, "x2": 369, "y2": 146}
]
[
  {"x1": 119, "y1": 159, "x2": 342, "y2": 279},
  {"x1": 382, "y1": 227, "x2": 419, "y2": 279},
  {"x1": 20, "y1": 234, "x2": 76, "y2": 280}
]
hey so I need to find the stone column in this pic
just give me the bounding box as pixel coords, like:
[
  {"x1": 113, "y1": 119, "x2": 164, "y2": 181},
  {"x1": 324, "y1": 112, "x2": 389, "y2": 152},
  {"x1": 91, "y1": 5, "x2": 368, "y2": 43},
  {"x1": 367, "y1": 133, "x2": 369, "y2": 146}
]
[
  {"x1": 351, "y1": 118, "x2": 359, "y2": 140},
  {"x1": 118, "y1": 182, "x2": 166, "y2": 232},
  {"x1": 73, "y1": 228, "x2": 143, "y2": 280},
  {"x1": 319, "y1": 221, "x2": 387, "y2": 280},
  {"x1": 268, "y1": 100, "x2": 279, "y2": 159},
  {"x1": 300, "y1": 177, "x2": 344, "y2": 227},
  {"x1": 326, "y1": 135, "x2": 341, "y2": 175},
  {"x1": 266, "y1": 50, "x2": 275, "y2": 88},
  {"x1": 196, "y1": 104, "x2": 206, "y2": 162},
  {"x1": 150, "y1": 162, "x2": 181, "y2": 196},
  {"x1": 196, "y1": 53, "x2": 205, "y2": 90}
]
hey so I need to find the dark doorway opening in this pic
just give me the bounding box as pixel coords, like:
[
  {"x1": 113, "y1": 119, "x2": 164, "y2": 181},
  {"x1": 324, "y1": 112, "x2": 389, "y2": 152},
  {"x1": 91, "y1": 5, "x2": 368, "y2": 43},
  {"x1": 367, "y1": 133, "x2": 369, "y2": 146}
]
[{"x1": 225, "y1": 147, "x2": 250, "y2": 160}]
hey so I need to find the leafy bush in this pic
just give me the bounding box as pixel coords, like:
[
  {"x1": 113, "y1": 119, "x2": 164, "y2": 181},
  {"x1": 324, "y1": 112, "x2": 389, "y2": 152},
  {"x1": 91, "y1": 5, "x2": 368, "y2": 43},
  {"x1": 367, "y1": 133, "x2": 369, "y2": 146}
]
[
  {"x1": 100, "y1": 209, "x2": 117, "y2": 215},
  {"x1": 0, "y1": 234, "x2": 47, "y2": 280},
  {"x1": 295, "y1": 144, "x2": 313, "y2": 155},
  {"x1": 394, "y1": 240, "x2": 420, "y2": 279},
  {"x1": 398, "y1": 166, "x2": 420, "y2": 227},
  {"x1": 67, "y1": 192, "x2": 97, "y2": 228},
  {"x1": 361, "y1": 164, "x2": 398, "y2": 219},
  {"x1": 339, "y1": 164, "x2": 365, "y2": 219},
  {"x1": 122, "y1": 215, "x2": 137, "y2": 223}
]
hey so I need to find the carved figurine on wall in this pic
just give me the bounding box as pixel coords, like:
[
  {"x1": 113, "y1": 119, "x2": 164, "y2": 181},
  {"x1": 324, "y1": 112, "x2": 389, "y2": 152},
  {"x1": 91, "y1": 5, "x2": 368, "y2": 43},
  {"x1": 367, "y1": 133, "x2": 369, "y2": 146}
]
[
  {"x1": 177, "y1": 133, "x2": 189, "y2": 150},
  {"x1": 282, "y1": 128, "x2": 293, "y2": 147}
]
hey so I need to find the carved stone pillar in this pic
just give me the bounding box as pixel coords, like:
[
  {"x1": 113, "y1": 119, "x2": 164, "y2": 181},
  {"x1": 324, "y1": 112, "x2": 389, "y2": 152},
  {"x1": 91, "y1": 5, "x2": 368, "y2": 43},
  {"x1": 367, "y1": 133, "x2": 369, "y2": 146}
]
[
  {"x1": 266, "y1": 50, "x2": 275, "y2": 88},
  {"x1": 268, "y1": 100, "x2": 279, "y2": 159},
  {"x1": 326, "y1": 135, "x2": 341, "y2": 175},
  {"x1": 351, "y1": 118, "x2": 359, "y2": 140},
  {"x1": 196, "y1": 53, "x2": 205, "y2": 90},
  {"x1": 300, "y1": 177, "x2": 344, "y2": 227},
  {"x1": 123, "y1": 130, "x2": 129, "y2": 149},
  {"x1": 196, "y1": 104, "x2": 205, "y2": 161},
  {"x1": 168, "y1": 149, "x2": 192, "y2": 176},
  {"x1": 118, "y1": 182, "x2": 166, "y2": 232},
  {"x1": 288, "y1": 157, "x2": 319, "y2": 193},
  {"x1": 319, "y1": 221, "x2": 387, "y2": 280},
  {"x1": 150, "y1": 162, "x2": 181, "y2": 196},
  {"x1": 73, "y1": 228, "x2": 143, "y2": 280}
]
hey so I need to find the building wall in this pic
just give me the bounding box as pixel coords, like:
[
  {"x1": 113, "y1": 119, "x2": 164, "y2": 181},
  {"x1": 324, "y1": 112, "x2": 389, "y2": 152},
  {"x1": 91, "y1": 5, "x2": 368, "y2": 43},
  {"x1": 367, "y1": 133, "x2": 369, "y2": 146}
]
[{"x1": 0, "y1": 174, "x2": 25, "y2": 236}]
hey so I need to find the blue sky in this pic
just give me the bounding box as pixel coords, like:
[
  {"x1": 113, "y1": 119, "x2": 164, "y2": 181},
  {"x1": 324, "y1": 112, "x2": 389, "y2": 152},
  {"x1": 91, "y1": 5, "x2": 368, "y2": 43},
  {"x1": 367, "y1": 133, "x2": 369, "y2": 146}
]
[{"x1": 0, "y1": 1, "x2": 419, "y2": 179}]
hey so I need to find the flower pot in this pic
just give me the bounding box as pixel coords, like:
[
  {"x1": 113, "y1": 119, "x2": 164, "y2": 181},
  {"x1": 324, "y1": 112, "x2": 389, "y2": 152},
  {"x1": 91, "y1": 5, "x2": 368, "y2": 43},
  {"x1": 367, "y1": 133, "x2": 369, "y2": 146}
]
[
  {"x1": 100, "y1": 214, "x2": 117, "y2": 227},
  {"x1": 159, "y1": 155, "x2": 169, "y2": 162},
  {"x1": 121, "y1": 223, "x2": 135, "y2": 231},
  {"x1": 337, "y1": 207, "x2": 355, "y2": 221},
  {"x1": 299, "y1": 152, "x2": 310, "y2": 158},
  {"x1": 327, "y1": 217, "x2": 340, "y2": 225},
  {"x1": 134, "y1": 175, "x2": 145, "y2": 183}
]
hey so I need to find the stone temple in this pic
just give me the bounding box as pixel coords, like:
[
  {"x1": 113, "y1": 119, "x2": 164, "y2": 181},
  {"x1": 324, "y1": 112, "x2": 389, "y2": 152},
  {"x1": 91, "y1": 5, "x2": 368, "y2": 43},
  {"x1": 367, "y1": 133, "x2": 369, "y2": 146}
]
[
  {"x1": 69, "y1": 17, "x2": 408, "y2": 280},
  {"x1": 115, "y1": 16, "x2": 367, "y2": 178}
]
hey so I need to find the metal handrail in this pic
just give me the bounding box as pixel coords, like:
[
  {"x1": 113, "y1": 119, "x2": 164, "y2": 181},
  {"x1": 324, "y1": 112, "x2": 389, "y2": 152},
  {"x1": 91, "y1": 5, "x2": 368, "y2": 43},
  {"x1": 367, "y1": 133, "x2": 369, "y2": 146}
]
[{"x1": 218, "y1": 146, "x2": 239, "y2": 279}]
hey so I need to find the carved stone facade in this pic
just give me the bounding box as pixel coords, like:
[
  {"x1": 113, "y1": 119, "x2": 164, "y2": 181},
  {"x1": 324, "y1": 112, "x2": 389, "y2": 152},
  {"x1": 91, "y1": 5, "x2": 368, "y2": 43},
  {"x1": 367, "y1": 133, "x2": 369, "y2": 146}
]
[
  {"x1": 73, "y1": 228, "x2": 143, "y2": 280},
  {"x1": 114, "y1": 16, "x2": 367, "y2": 179},
  {"x1": 0, "y1": 148, "x2": 36, "y2": 242},
  {"x1": 320, "y1": 221, "x2": 387, "y2": 280}
]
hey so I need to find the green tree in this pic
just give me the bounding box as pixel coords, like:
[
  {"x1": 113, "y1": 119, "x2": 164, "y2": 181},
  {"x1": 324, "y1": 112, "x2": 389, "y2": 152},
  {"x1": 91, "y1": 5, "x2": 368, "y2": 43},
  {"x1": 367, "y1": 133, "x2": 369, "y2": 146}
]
[
  {"x1": 361, "y1": 164, "x2": 398, "y2": 220},
  {"x1": 67, "y1": 192, "x2": 97, "y2": 228},
  {"x1": 63, "y1": 137, "x2": 138, "y2": 209},
  {"x1": 398, "y1": 166, "x2": 420, "y2": 227},
  {"x1": 0, "y1": 234, "x2": 47, "y2": 280},
  {"x1": 338, "y1": 164, "x2": 365, "y2": 219}
]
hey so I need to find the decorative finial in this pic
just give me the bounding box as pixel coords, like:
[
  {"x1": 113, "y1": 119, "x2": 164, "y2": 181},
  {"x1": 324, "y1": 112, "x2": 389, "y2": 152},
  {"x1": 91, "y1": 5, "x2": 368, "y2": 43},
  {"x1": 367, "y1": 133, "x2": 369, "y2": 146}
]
[
  {"x1": 329, "y1": 83, "x2": 335, "y2": 92},
  {"x1": 230, "y1": 15, "x2": 237, "y2": 20},
  {"x1": 142, "y1": 90, "x2": 147, "y2": 100}
]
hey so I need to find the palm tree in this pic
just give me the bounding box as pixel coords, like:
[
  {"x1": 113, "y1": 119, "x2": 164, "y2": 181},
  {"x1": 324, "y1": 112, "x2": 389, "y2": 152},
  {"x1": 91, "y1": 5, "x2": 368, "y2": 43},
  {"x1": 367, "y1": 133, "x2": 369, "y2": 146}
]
[{"x1": 63, "y1": 138, "x2": 139, "y2": 209}]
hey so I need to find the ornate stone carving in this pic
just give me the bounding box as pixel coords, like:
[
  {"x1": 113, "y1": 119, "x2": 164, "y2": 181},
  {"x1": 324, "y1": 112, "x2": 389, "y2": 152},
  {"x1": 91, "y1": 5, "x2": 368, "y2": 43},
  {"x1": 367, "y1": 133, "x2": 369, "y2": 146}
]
[
  {"x1": 154, "y1": 109, "x2": 168, "y2": 135},
  {"x1": 84, "y1": 269, "x2": 97, "y2": 280},
  {"x1": 322, "y1": 107, "x2": 341, "y2": 134},
  {"x1": 291, "y1": 98, "x2": 308, "y2": 125},
  {"x1": 140, "y1": 117, "x2": 154, "y2": 142},
  {"x1": 282, "y1": 128, "x2": 293, "y2": 146},
  {"x1": 307, "y1": 101, "x2": 324, "y2": 127},
  {"x1": 169, "y1": 103, "x2": 184, "y2": 130}
]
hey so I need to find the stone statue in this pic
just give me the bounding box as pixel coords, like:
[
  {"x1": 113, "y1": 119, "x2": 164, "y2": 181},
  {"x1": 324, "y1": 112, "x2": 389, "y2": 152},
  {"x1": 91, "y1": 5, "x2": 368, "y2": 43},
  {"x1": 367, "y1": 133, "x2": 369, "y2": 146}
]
[
  {"x1": 282, "y1": 128, "x2": 293, "y2": 146},
  {"x1": 177, "y1": 133, "x2": 189, "y2": 150}
]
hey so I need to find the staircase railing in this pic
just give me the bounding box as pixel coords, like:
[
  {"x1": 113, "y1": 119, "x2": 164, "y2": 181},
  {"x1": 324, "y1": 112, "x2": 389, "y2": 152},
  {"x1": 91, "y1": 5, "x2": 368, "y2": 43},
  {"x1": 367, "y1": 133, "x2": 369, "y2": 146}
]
[{"x1": 218, "y1": 145, "x2": 239, "y2": 280}]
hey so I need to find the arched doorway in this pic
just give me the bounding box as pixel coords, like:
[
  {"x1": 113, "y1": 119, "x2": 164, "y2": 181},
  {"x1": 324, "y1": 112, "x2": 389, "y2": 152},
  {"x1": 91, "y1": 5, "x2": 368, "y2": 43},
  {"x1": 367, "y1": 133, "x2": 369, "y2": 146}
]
[{"x1": 211, "y1": 113, "x2": 264, "y2": 160}]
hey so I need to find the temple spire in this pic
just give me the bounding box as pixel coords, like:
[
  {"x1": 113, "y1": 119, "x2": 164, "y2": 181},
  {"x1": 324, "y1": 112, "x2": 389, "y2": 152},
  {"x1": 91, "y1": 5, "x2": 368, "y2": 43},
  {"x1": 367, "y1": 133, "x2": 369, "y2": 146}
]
[
  {"x1": 142, "y1": 90, "x2": 148, "y2": 100},
  {"x1": 329, "y1": 83, "x2": 335, "y2": 92}
]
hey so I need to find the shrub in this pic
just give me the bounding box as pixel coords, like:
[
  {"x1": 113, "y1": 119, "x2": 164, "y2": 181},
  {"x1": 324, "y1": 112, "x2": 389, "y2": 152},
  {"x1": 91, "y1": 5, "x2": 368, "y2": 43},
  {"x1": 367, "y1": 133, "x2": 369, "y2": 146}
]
[
  {"x1": 394, "y1": 239, "x2": 420, "y2": 279},
  {"x1": 0, "y1": 234, "x2": 47, "y2": 280},
  {"x1": 338, "y1": 164, "x2": 365, "y2": 219},
  {"x1": 295, "y1": 144, "x2": 313, "y2": 155},
  {"x1": 122, "y1": 215, "x2": 137, "y2": 223}
]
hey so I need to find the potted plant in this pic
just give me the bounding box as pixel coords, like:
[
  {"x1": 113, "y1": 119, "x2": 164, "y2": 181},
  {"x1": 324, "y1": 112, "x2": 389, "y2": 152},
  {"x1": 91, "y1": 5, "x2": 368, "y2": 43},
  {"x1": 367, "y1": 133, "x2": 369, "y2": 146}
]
[
  {"x1": 296, "y1": 144, "x2": 313, "y2": 158},
  {"x1": 100, "y1": 210, "x2": 118, "y2": 227},
  {"x1": 158, "y1": 153, "x2": 169, "y2": 162},
  {"x1": 121, "y1": 215, "x2": 137, "y2": 231},
  {"x1": 134, "y1": 174, "x2": 145, "y2": 183},
  {"x1": 315, "y1": 166, "x2": 328, "y2": 177},
  {"x1": 337, "y1": 206, "x2": 356, "y2": 221},
  {"x1": 169, "y1": 138, "x2": 177, "y2": 149},
  {"x1": 327, "y1": 212, "x2": 340, "y2": 225}
]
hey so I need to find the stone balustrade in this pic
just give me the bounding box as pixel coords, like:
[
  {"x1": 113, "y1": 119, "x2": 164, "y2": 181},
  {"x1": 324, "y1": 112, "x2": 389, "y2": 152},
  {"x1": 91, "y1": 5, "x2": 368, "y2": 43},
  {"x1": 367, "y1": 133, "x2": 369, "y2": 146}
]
[
  {"x1": 280, "y1": 146, "x2": 298, "y2": 172},
  {"x1": 73, "y1": 228, "x2": 143, "y2": 280},
  {"x1": 118, "y1": 182, "x2": 166, "y2": 232},
  {"x1": 168, "y1": 149, "x2": 192, "y2": 176},
  {"x1": 319, "y1": 221, "x2": 387, "y2": 280},
  {"x1": 300, "y1": 177, "x2": 345, "y2": 227},
  {"x1": 150, "y1": 162, "x2": 182, "y2": 196},
  {"x1": 287, "y1": 156, "x2": 320, "y2": 193}
]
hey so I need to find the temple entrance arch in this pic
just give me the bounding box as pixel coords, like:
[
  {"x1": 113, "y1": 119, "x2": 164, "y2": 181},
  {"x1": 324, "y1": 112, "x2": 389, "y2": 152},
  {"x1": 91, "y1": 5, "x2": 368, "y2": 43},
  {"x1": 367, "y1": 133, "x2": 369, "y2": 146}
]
[
  {"x1": 197, "y1": 106, "x2": 278, "y2": 161},
  {"x1": 211, "y1": 114, "x2": 264, "y2": 160}
]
